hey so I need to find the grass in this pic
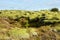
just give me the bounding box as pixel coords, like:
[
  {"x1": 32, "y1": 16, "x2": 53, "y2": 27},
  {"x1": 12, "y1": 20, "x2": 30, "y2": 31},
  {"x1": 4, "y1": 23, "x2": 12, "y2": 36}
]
[{"x1": 0, "y1": 10, "x2": 60, "y2": 40}]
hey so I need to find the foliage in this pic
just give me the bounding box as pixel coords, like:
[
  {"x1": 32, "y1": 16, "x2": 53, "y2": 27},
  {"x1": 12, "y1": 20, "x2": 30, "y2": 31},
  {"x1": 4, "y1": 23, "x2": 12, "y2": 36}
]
[
  {"x1": 8, "y1": 27, "x2": 30, "y2": 39},
  {"x1": 50, "y1": 8, "x2": 59, "y2": 12},
  {"x1": 0, "y1": 9, "x2": 60, "y2": 40},
  {"x1": 0, "y1": 10, "x2": 60, "y2": 27}
]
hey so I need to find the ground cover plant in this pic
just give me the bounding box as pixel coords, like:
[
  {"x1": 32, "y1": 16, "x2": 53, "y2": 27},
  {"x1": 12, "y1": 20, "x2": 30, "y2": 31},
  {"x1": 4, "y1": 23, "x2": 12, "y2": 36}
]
[{"x1": 0, "y1": 8, "x2": 60, "y2": 40}]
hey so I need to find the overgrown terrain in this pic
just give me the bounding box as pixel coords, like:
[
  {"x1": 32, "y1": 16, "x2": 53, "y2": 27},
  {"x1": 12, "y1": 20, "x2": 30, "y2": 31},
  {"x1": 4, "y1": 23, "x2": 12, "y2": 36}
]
[{"x1": 0, "y1": 8, "x2": 60, "y2": 40}]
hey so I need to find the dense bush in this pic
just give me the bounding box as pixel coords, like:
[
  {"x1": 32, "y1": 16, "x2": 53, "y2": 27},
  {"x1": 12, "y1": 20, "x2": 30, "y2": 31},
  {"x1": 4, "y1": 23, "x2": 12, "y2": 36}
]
[
  {"x1": 0, "y1": 9, "x2": 60, "y2": 28},
  {"x1": 50, "y1": 8, "x2": 59, "y2": 12}
]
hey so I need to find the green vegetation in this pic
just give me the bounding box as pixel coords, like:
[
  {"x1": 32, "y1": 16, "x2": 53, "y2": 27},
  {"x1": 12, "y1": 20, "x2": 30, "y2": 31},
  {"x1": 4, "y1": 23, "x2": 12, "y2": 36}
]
[
  {"x1": 50, "y1": 8, "x2": 59, "y2": 12},
  {"x1": 0, "y1": 8, "x2": 60, "y2": 40},
  {"x1": 0, "y1": 9, "x2": 60, "y2": 27}
]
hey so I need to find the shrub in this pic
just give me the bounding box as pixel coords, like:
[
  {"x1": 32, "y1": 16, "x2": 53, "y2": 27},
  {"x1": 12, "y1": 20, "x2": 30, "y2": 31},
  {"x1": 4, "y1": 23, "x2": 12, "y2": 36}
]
[{"x1": 50, "y1": 8, "x2": 59, "y2": 12}]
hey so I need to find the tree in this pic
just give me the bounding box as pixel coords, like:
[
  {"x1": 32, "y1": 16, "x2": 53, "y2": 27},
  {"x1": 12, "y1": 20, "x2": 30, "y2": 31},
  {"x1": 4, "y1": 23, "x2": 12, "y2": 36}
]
[{"x1": 50, "y1": 8, "x2": 59, "y2": 12}]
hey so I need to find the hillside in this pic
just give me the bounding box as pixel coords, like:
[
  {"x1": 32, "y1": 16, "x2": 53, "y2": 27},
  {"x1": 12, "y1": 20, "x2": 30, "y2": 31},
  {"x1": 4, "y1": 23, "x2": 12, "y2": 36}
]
[{"x1": 0, "y1": 9, "x2": 60, "y2": 40}]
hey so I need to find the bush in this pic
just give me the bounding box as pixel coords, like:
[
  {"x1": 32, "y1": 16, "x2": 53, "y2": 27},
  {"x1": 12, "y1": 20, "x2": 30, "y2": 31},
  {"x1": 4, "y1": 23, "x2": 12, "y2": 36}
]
[{"x1": 50, "y1": 8, "x2": 59, "y2": 12}]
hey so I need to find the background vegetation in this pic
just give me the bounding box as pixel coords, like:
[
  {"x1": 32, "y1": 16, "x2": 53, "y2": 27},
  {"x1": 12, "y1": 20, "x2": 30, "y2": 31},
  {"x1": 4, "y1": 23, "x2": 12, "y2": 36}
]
[{"x1": 0, "y1": 8, "x2": 60, "y2": 40}]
